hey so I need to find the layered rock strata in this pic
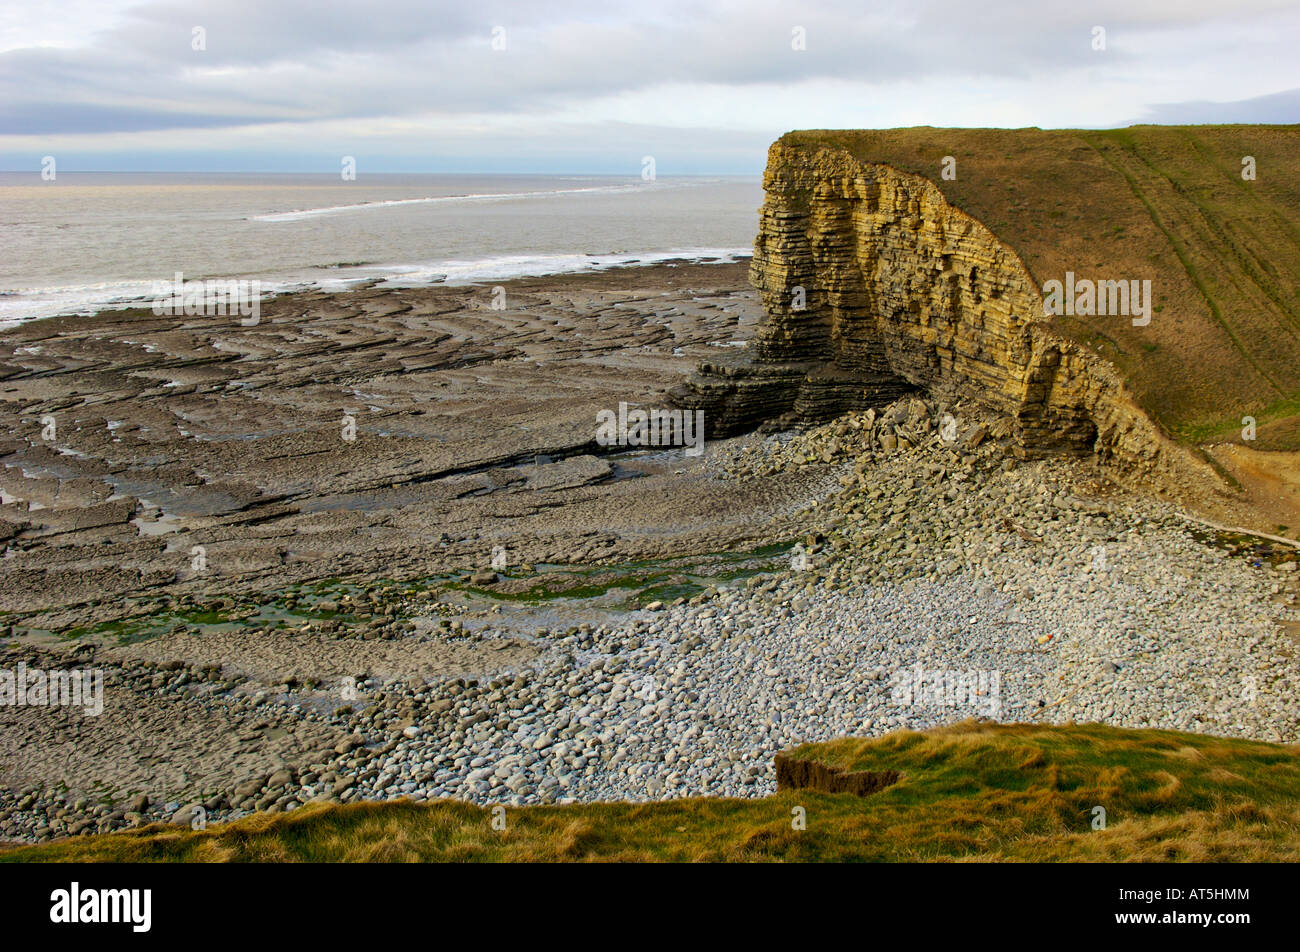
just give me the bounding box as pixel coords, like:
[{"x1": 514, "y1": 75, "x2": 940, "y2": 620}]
[{"x1": 678, "y1": 142, "x2": 1208, "y2": 481}]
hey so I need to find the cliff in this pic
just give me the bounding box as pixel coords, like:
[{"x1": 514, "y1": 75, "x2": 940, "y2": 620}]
[{"x1": 676, "y1": 129, "x2": 1300, "y2": 484}]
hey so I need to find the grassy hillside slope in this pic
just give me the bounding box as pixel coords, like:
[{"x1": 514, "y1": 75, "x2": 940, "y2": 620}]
[
  {"x1": 779, "y1": 126, "x2": 1300, "y2": 451},
  {"x1": 7, "y1": 722, "x2": 1300, "y2": 862}
]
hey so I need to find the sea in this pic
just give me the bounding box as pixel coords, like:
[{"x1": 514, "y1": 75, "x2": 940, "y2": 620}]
[{"x1": 0, "y1": 173, "x2": 763, "y2": 328}]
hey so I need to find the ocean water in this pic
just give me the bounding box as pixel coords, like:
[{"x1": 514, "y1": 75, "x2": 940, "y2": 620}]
[{"x1": 0, "y1": 173, "x2": 762, "y2": 327}]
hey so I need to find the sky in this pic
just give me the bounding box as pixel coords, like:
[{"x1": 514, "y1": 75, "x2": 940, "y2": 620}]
[{"x1": 1, "y1": 0, "x2": 1298, "y2": 173}]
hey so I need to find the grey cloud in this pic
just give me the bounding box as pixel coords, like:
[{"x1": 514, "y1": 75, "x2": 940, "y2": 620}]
[
  {"x1": 1, "y1": 0, "x2": 1296, "y2": 142},
  {"x1": 0, "y1": 101, "x2": 282, "y2": 135},
  {"x1": 1, "y1": 0, "x2": 1211, "y2": 134},
  {"x1": 1132, "y1": 87, "x2": 1300, "y2": 124}
]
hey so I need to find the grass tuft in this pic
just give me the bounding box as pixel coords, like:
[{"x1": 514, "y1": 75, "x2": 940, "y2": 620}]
[{"x1": 7, "y1": 722, "x2": 1300, "y2": 862}]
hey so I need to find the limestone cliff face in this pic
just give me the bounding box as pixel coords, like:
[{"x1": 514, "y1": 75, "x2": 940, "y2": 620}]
[{"x1": 683, "y1": 141, "x2": 1210, "y2": 481}]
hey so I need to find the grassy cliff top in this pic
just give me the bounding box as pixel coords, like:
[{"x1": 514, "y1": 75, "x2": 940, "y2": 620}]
[
  {"x1": 7, "y1": 722, "x2": 1300, "y2": 862},
  {"x1": 777, "y1": 126, "x2": 1300, "y2": 451}
]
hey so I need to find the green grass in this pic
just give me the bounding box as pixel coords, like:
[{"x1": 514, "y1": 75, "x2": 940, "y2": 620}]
[
  {"x1": 8, "y1": 722, "x2": 1300, "y2": 862},
  {"x1": 1180, "y1": 392, "x2": 1300, "y2": 444}
]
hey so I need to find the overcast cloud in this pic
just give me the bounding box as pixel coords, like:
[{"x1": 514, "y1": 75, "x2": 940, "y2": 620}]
[{"x1": 1, "y1": 0, "x2": 1297, "y2": 171}]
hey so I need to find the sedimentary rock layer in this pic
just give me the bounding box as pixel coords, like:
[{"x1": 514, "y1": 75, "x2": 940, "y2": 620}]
[
  {"x1": 0, "y1": 263, "x2": 839, "y2": 623},
  {"x1": 680, "y1": 141, "x2": 1214, "y2": 483}
]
